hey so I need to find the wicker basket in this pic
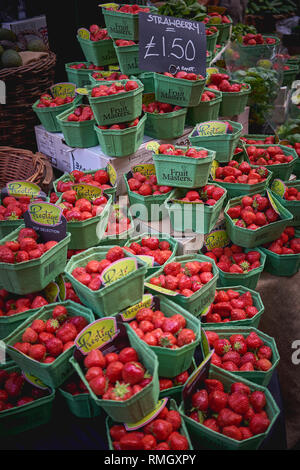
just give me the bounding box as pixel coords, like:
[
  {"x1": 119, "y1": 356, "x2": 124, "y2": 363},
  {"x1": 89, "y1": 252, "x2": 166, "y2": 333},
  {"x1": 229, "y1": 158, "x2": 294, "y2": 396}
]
[
  {"x1": 0, "y1": 147, "x2": 54, "y2": 194},
  {"x1": 0, "y1": 52, "x2": 56, "y2": 149}
]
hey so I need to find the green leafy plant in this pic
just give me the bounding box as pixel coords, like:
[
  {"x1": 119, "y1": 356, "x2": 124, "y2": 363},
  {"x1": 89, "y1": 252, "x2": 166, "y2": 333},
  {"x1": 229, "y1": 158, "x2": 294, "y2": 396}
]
[
  {"x1": 247, "y1": 0, "x2": 297, "y2": 15},
  {"x1": 277, "y1": 119, "x2": 300, "y2": 144},
  {"x1": 157, "y1": 0, "x2": 207, "y2": 21},
  {"x1": 231, "y1": 23, "x2": 257, "y2": 42}
]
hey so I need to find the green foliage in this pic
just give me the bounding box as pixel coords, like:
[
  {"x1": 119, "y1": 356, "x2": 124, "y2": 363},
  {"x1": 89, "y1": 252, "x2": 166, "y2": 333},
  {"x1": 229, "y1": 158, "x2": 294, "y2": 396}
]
[
  {"x1": 231, "y1": 23, "x2": 257, "y2": 43},
  {"x1": 247, "y1": 0, "x2": 297, "y2": 15},
  {"x1": 157, "y1": 0, "x2": 207, "y2": 20}
]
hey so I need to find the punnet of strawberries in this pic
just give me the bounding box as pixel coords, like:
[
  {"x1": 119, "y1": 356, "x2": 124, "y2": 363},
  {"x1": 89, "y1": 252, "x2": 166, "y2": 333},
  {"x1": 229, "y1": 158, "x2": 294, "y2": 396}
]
[
  {"x1": 226, "y1": 194, "x2": 281, "y2": 230},
  {"x1": 127, "y1": 171, "x2": 172, "y2": 197},
  {"x1": 85, "y1": 25, "x2": 111, "y2": 41},
  {"x1": 105, "y1": 206, "x2": 132, "y2": 236},
  {"x1": 283, "y1": 186, "x2": 300, "y2": 201},
  {"x1": 109, "y1": 404, "x2": 190, "y2": 450},
  {"x1": 115, "y1": 39, "x2": 136, "y2": 47},
  {"x1": 59, "y1": 190, "x2": 108, "y2": 222},
  {"x1": 162, "y1": 71, "x2": 205, "y2": 81},
  {"x1": 128, "y1": 307, "x2": 196, "y2": 348},
  {"x1": 66, "y1": 105, "x2": 94, "y2": 122},
  {"x1": 174, "y1": 184, "x2": 225, "y2": 206},
  {"x1": 158, "y1": 144, "x2": 210, "y2": 159},
  {"x1": 188, "y1": 377, "x2": 271, "y2": 440},
  {"x1": 36, "y1": 93, "x2": 75, "y2": 108},
  {"x1": 127, "y1": 236, "x2": 173, "y2": 265},
  {"x1": 246, "y1": 145, "x2": 294, "y2": 166},
  {"x1": 107, "y1": 4, "x2": 150, "y2": 14},
  {"x1": 149, "y1": 259, "x2": 215, "y2": 298},
  {"x1": 213, "y1": 160, "x2": 269, "y2": 185},
  {"x1": 207, "y1": 330, "x2": 274, "y2": 372},
  {"x1": 206, "y1": 26, "x2": 218, "y2": 36},
  {"x1": 263, "y1": 226, "x2": 300, "y2": 255},
  {"x1": 240, "y1": 135, "x2": 276, "y2": 146},
  {"x1": 200, "y1": 89, "x2": 218, "y2": 102},
  {"x1": 159, "y1": 370, "x2": 190, "y2": 391},
  {"x1": 204, "y1": 244, "x2": 262, "y2": 274},
  {"x1": 0, "y1": 195, "x2": 44, "y2": 222},
  {"x1": 0, "y1": 289, "x2": 48, "y2": 317},
  {"x1": 242, "y1": 33, "x2": 276, "y2": 46},
  {"x1": 71, "y1": 246, "x2": 135, "y2": 291},
  {"x1": 68, "y1": 62, "x2": 104, "y2": 70},
  {"x1": 56, "y1": 169, "x2": 113, "y2": 193},
  {"x1": 13, "y1": 304, "x2": 89, "y2": 363},
  {"x1": 91, "y1": 80, "x2": 139, "y2": 97},
  {"x1": 82, "y1": 346, "x2": 152, "y2": 401},
  {"x1": 202, "y1": 289, "x2": 259, "y2": 323},
  {"x1": 203, "y1": 12, "x2": 231, "y2": 24},
  {"x1": 91, "y1": 71, "x2": 128, "y2": 81},
  {"x1": 0, "y1": 227, "x2": 60, "y2": 264},
  {"x1": 142, "y1": 101, "x2": 182, "y2": 114},
  {"x1": 0, "y1": 369, "x2": 51, "y2": 412},
  {"x1": 98, "y1": 117, "x2": 139, "y2": 130},
  {"x1": 207, "y1": 73, "x2": 247, "y2": 93}
]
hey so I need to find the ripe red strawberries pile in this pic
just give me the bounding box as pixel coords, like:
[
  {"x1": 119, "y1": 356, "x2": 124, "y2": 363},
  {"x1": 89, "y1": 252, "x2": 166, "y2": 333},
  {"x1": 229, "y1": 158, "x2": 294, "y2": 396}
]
[
  {"x1": 242, "y1": 33, "x2": 276, "y2": 45},
  {"x1": 36, "y1": 93, "x2": 75, "y2": 108},
  {"x1": 205, "y1": 245, "x2": 262, "y2": 273},
  {"x1": 69, "y1": 63, "x2": 104, "y2": 70},
  {"x1": 142, "y1": 101, "x2": 182, "y2": 114},
  {"x1": 98, "y1": 117, "x2": 139, "y2": 130},
  {"x1": 60, "y1": 190, "x2": 108, "y2": 222},
  {"x1": 163, "y1": 71, "x2": 205, "y2": 81},
  {"x1": 158, "y1": 144, "x2": 209, "y2": 159},
  {"x1": 207, "y1": 331, "x2": 273, "y2": 372},
  {"x1": 188, "y1": 378, "x2": 271, "y2": 440},
  {"x1": 110, "y1": 405, "x2": 189, "y2": 450},
  {"x1": 13, "y1": 305, "x2": 88, "y2": 363},
  {"x1": 206, "y1": 26, "x2": 218, "y2": 36},
  {"x1": 113, "y1": 4, "x2": 150, "y2": 14},
  {"x1": 105, "y1": 206, "x2": 131, "y2": 236},
  {"x1": 0, "y1": 369, "x2": 50, "y2": 412},
  {"x1": 0, "y1": 227, "x2": 58, "y2": 264},
  {"x1": 65, "y1": 281, "x2": 82, "y2": 304},
  {"x1": 56, "y1": 169, "x2": 112, "y2": 193},
  {"x1": 88, "y1": 25, "x2": 111, "y2": 41},
  {"x1": 246, "y1": 145, "x2": 294, "y2": 166},
  {"x1": 67, "y1": 105, "x2": 94, "y2": 122},
  {"x1": 61, "y1": 374, "x2": 88, "y2": 395},
  {"x1": 0, "y1": 195, "x2": 43, "y2": 221},
  {"x1": 284, "y1": 186, "x2": 300, "y2": 201},
  {"x1": 177, "y1": 185, "x2": 225, "y2": 205},
  {"x1": 149, "y1": 260, "x2": 214, "y2": 297},
  {"x1": 201, "y1": 89, "x2": 218, "y2": 102},
  {"x1": 159, "y1": 370, "x2": 190, "y2": 391},
  {"x1": 263, "y1": 226, "x2": 300, "y2": 254},
  {"x1": 207, "y1": 73, "x2": 245, "y2": 93},
  {"x1": 127, "y1": 236, "x2": 173, "y2": 265},
  {"x1": 213, "y1": 160, "x2": 268, "y2": 185},
  {"x1": 91, "y1": 71, "x2": 128, "y2": 81},
  {"x1": 129, "y1": 308, "x2": 196, "y2": 348},
  {"x1": 127, "y1": 171, "x2": 172, "y2": 196},
  {"x1": 91, "y1": 80, "x2": 139, "y2": 97},
  {"x1": 203, "y1": 289, "x2": 259, "y2": 323},
  {"x1": 0, "y1": 290, "x2": 48, "y2": 317},
  {"x1": 71, "y1": 246, "x2": 127, "y2": 290},
  {"x1": 204, "y1": 12, "x2": 231, "y2": 24},
  {"x1": 83, "y1": 346, "x2": 152, "y2": 401},
  {"x1": 240, "y1": 135, "x2": 275, "y2": 145},
  {"x1": 115, "y1": 39, "x2": 136, "y2": 47},
  {"x1": 227, "y1": 194, "x2": 280, "y2": 230}
]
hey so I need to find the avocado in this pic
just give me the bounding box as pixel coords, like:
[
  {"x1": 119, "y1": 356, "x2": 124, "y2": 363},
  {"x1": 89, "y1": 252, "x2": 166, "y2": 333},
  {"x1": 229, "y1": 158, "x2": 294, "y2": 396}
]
[
  {"x1": 0, "y1": 28, "x2": 17, "y2": 42},
  {"x1": 1, "y1": 49, "x2": 22, "y2": 68},
  {"x1": 27, "y1": 39, "x2": 47, "y2": 52}
]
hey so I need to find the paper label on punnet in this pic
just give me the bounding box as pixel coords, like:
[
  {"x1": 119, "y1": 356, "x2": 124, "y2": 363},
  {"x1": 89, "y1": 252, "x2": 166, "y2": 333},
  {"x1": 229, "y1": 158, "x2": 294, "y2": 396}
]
[
  {"x1": 267, "y1": 189, "x2": 281, "y2": 215},
  {"x1": 5, "y1": 181, "x2": 42, "y2": 199},
  {"x1": 271, "y1": 179, "x2": 286, "y2": 198},
  {"x1": 23, "y1": 372, "x2": 48, "y2": 390},
  {"x1": 132, "y1": 163, "x2": 156, "y2": 177},
  {"x1": 204, "y1": 229, "x2": 229, "y2": 250},
  {"x1": 107, "y1": 163, "x2": 117, "y2": 186},
  {"x1": 206, "y1": 67, "x2": 219, "y2": 82},
  {"x1": 196, "y1": 121, "x2": 228, "y2": 136},
  {"x1": 44, "y1": 281, "x2": 60, "y2": 303},
  {"x1": 23, "y1": 202, "x2": 67, "y2": 242},
  {"x1": 145, "y1": 140, "x2": 160, "y2": 154},
  {"x1": 100, "y1": 3, "x2": 119, "y2": 10},
  {"x1": 182, "y1": 350, "x2": 213, "y2": 404},
  {"x1": 75, "y1": 87, "x2": 89, "y2": 95},
  {"x1": 72, "y1": 184, "x2": 103, "y2": 201},
  {"x1": 50, "y1": 82, "x2": 77, "y2": 99},
  {"x1": 144, "y1": 282, "x2": 178, "y2": 296},
  {"x1": 120, "y1": 294, "x2": 153, "y2": 322},
  {"x1": 138, "y1": 255, "x2": 155, "y2": 267},
  {"x1": 125, "y1": 398, "x2": 168, "y2": 431},
  {"x1": 210, "y1": 160, "x2": 219, "y2": 179},
  {"x1": 75, "y1": 317, "x2": 118, "y2": 354},
  {"x1": 77, "y1": 28, "x2": 90, "y2": 40},
  {"x1": 100, "y1": 257, "x2": 138, "y2": 286}
]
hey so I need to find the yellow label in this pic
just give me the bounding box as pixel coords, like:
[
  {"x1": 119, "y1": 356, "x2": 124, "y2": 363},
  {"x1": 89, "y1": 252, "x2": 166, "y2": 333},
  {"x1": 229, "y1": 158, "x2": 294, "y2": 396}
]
[
  {"x1": 72, "y1": 184, "x2": 103, "y2": 201},
  {"x1": 75, "y1": 317, "x2": 118, "y2": 354},
  {"x1": 138, "y1": 255, "x2": 155, "y2": 267},
  {"x1": 6, "y1": 181, "x2": 41, "y2": 198},
  {"x1": 51, "y1": 82, "x2": 76, "y2": 99},
  {"x1": 267, "y1": 189, "x2": 280, "y2": 215},
  {"x1": 271, "y1": 179, "x2": 286, "y2": 198},
  {"x1": 205, "y1": 229, "x2": 229, "y2": 250},
  {"x1": 210, "y1": 160, "x2": 219, "y2": 179},
  {"x1": 100, "y1": 257, "x2": 137, "y2": 285},
  {"x1": 125, "y1": 398, "x2": 168, "y2": 431},
  {"x1": 196, "y1": 121, "x2": 227, "y2": 137},
  {"x1": 107, "y1": 163, "x2": 117, "y2": 186},
  {"x1": 99, "y1": 3, "x2": 119, "y2": 9},
  {"x1": 44, "y1": 281, "x2": 59, "y2": 303},
  {"x1": 201, "y1": 329, "x2": 211, "y2": 357},
  {"x1": 56, "y1": 274, "x2": 66, "y2": 301},
  {"x1": 145, "y1": 141, "x2": 160, "y2": 154},
  {"x1": 23, "y1": 373, "x2": 48, "y2": 390},
  {"x1": 108, "y1": 65, "x2": 120, "y2": 71},
  {"x1": 120, "y1": 294, "x2": 153, "y2": 322},
  {"x1": 144, "y1": 282, "x2": 177, "y2": 296},
  {"x1": 132, "y1": 164, "x2": 156, "y2": 177},
  {"x1": 142, "y1": 93, "x2": 156, "y2": 106},
  {"x1": 75, "y1": 87, "x2": 89, "y2": 95},
  {"x1": 29, "y1": 202, "x2": 63, "y2": 226},
  {"x1": 206, "y1": 67, "x2": 219, "y2": 83},
  {"x1": 77, "y1": 27, "x2": 90, "y2": 40}
]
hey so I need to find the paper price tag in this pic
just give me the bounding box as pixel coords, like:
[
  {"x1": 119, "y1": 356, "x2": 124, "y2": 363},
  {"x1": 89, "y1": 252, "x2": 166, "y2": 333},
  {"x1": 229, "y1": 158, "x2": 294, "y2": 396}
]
[
  {"x1": 72, "y1": 184, "x2": 103, "y2": 201},
  {"x1": 196, "y1": 120, "x2": 228, "y2": 136},
  {"x1": 75, "y1": 317, "x2": 118, "y2": 354},
  {"x1": 100, "y1": 257, "x2": 138, "y2": 286},
  {"x1": 120, "y1": 294, "x2": 153, "y2": 322},
  {"x1": 125, "y1": 398, "x2": 168, "y2": 431},
  {"x1": 271, "y1": 179, "x2": 286, "y2": 198},
  {"x1": 50, "y1": 82, "x2": 76, "y2": 99},
  {"x1": 77, "y1": 28, "x2": 90, "y2": 40}
]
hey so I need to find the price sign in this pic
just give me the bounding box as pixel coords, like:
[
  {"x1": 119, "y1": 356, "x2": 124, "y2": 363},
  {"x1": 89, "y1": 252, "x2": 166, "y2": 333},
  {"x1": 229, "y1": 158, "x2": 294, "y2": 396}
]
[{"x1": 138, "y1": 12, "x2": 206, "y2": 77}]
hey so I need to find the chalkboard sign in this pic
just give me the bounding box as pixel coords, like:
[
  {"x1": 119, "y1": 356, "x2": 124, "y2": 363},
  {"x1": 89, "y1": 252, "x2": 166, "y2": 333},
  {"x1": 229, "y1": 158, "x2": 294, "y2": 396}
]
[{"x1": 138, "y1": 12, "x2": 206, "y2": 77}]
